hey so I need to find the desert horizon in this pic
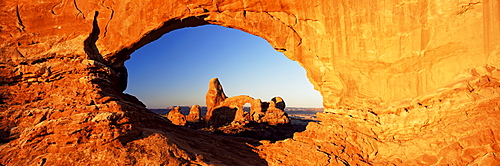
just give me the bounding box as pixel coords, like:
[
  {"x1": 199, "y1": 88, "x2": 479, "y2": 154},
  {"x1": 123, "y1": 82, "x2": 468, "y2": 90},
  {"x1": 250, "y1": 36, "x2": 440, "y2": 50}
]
[{"x1": 149, "y1": 106, "x2": 323, "y2": 120}]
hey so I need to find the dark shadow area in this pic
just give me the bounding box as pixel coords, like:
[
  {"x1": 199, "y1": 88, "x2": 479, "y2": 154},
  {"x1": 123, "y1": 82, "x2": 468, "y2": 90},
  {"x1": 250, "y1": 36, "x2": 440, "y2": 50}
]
[
  {"x1": 111, "y1": 108, "x2": 268, "y2": 165},
  {"x1": 106, "y1": 17, "x2": 270, "y2": 165},
  {"x1": 0, "y1": 128, "x2": 10, "y2": 144},
  {"x1": 0, "y1": 82, "x2": 13, "y2": 144},
  {"x1": 220, "y1": 121, "x2": 297, "y2": 141},
  {"x1": 83, "y1": 11, "x2": 105, "y2": 64},
  {"x1": 207, "y1": 106, "x2": 237, "y2": 127},
  {"x1": 0, "y1": 92, "x2": 6, "y2": 105}
]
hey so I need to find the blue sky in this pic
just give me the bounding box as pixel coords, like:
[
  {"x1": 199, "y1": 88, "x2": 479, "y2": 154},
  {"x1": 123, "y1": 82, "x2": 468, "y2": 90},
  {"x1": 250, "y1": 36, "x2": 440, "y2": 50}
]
[{"x1": 124, "y1": 25, "x2": 323, "y2": 108}]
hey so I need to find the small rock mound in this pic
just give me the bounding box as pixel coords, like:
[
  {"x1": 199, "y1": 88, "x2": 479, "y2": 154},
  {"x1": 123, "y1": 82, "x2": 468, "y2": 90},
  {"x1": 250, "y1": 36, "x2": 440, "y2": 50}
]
[
  {"x1": 186, "y1": 105, "x2": 201, "y2": 122},
  {"x1": 166, "y1": 106, "x2": 186, "y2": 126},
  {"x1": 258, "y1": 98, "x2": 290, "y2": 125}
]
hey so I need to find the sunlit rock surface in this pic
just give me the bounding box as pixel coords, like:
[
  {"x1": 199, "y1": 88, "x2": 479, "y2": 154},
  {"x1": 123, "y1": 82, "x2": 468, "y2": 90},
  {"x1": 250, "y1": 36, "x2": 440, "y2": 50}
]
[
  {"x1": 1, "y1": 0, "x2": 499, "y2": 165},
  {"x1": 186, "y1": 105, "x2": 202, "y2": 123},
  {"x1": 259, "y1": 98, "x2": 290, "y2": 126},
  {"x1": 166, "y1": 106, "x2": 187, "y2": 126},
  {"x1": 205, "y1": 78, "x2": 227, "y2": 122},
  {"x1": 204, "y1": 79, "x2": 291, "y2": 127}
]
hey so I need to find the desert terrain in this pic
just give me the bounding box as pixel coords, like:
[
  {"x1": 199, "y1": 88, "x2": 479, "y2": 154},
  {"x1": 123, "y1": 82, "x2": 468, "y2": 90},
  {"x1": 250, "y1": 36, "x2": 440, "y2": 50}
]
[{"x1": 1, "y1": 0, "x2": 499, "y2": 165}]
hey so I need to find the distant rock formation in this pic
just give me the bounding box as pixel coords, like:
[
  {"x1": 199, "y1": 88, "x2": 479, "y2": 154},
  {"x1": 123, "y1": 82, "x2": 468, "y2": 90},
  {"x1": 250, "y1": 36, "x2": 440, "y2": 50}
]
[
  {"x1": 216, "y1": 95, "x2": 256, "y2": 123},
  {"x1": 250, "y1": 99, "x2": 265, "y2": 121},
  {"x1": 205, "y1": 78, "x2": 227, "y2": 122},
  {"x1": 186, "y1": 105, "x2": 201, "y2": 122},
  {"x1": 205, "y1": 78, "x2": 290, "y2": 127},
  {"x1": 259, "y1": 99, "x2": 290, "y2": 125},
  {"x1": 271, "y1": 97, "x2": 286, "y2": 110},
  {"x1": 166, "y1": 106, "x2": 187, "y2": 126}
]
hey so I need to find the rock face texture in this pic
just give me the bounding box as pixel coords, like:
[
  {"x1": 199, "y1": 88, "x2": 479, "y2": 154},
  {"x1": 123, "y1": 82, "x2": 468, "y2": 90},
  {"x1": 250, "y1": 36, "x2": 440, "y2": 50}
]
[
  {"x1": 259, "y1": 67, "x2": 500, "y2": 165},
  {"x1": 217, "y1": 95, "x2": 256, "y2": 123},
  {"x1": 204, "y1": 79, "x2": 291, "y2": 127},
  {"x1": 207, "y1": 106, "x2": 238, "y2": 127},
  {"x1": 259, "y1": 99, "x2": 290, "y2": 126},
  {"x1": 1, "y1": 0, "x2": 499, "y2": 165},
  {"x1": 205, "y1": 78, "x2": 227, "y2": 122},
  {"x1": 166, "y1": 106, "x2": 187, "y2": 126},
  {"x1": 271, "y1": 97, "x2": 285, "y2": 111},
  {"x1": 186, "y1": 105, "x2": 201, "y2": 123}
]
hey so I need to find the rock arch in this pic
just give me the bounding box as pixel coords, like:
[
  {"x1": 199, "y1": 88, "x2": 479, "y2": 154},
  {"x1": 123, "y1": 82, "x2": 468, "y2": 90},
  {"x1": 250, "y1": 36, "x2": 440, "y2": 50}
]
[
  {"x1": 217, "y1": 95, "x2": 257, "y2": 122},
  {"x1": 1, "y1": 0, "x2": 499, "y2": 165}
]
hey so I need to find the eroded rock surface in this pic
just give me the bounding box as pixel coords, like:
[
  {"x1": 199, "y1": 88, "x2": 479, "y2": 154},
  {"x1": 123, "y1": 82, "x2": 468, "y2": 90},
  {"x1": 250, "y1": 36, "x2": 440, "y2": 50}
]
[
  {"x1": 186, "y1": 105, "x2": 201, "y2": 123},
  {"x1": 204, "y1": 79, "x2": 291, "y2": 127},
  {"x1": 259, "y1": 66, "x2": 500, "y2": 165},
  {"x1": 1, "y1": 0, "x2": 499, "y2": 165},
  {"x1": 166, "y1": 106, "x2": 187, "y2": 126},
  {"x1": 207, "y1": 106, "x2": 238, "y2": 127},
  {"x1": 215, "y1": 95, "x2": 257, "y2": 123},
  {"x1": 259, "y1": 99, "x2": 290, "y2": 126},
  {"x1": 205, "y1": 78, "x2": 227, "y2": 122}
]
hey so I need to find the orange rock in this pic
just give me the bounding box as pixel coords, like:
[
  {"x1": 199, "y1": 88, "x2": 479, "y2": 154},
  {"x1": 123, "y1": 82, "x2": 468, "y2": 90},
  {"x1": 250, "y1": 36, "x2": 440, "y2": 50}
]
[
  {"x1": 250, "y1": 99, "x2": 265, "y2": 121},
  {"x1": 186, "y1": 105, "x2": 201, "y2": 122},
  {"x1": 205, "y1": 78, "x2": 227, "y2": 122},
  {"x1": 259, "y1": 66, "x2": 500, "y2": 165},
  {"x1": 259, "y1": 99, "x2": 290, "y2": 125},
  {"x1": 166, "y1": 106, "x2": 187, "y2": 126},
  {"x1": 217, "y1": 95, "x2": 256, "y2": 123}
]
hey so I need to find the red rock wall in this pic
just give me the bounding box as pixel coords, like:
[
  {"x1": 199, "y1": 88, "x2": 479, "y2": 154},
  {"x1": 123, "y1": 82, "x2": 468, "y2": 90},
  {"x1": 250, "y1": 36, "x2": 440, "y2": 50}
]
[{"x1": 1, "y1": 0, "x2": 499, "y2": 165}]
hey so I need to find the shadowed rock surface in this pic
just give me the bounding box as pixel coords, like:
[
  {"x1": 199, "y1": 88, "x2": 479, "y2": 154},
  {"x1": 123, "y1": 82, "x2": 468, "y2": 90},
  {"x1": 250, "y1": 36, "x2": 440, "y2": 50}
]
[
  {"x1": 216, "y1": 95, "x2": 256, "y2": 123},
  {"x1": 207, "y1": 106, "x2": 238, "y2": 128},
  {"x1": 1, "y1": 0, "x2": 499, "y2": 165}
]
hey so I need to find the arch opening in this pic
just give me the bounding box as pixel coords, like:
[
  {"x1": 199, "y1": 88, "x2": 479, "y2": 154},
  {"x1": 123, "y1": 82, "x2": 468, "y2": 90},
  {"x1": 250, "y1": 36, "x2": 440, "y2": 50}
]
[{"x1": 122, "y1": 22, "x2": 322, "y2": 140}]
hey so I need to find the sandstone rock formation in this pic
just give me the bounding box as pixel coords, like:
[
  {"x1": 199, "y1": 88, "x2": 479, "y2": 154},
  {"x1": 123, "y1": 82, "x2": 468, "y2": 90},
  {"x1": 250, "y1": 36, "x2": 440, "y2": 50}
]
[
  {"x1": 186, "y1": 105, "x2": 201, "y2": 122},
  {"x1": 1, "y1": 0, "x2": 499, "y2": 165},
  {"x1": 259, "y1": 67, "x2": 500, "y2": 165},
  {"x1": 206, "y1": 94, "x2": 292, "y2": 127},
  {"x1": 258, "y1": 99, "x2": 290, "y2": 125},
  {"x1": 250, "y1": 99, "x2": 265, "y2": 121},
  {"x1": 205, "y1": 78, "x2": 227, "y2": 122},
  {"x1": 204, "y1": 93, "x2": 294, "y2": 140},
  {"x1": 166, "y1": 106, "x2": 187, "y2": 126},
  {"x1": 216, "y1": 95, "x2": 256, "y2": 123},
  {"x1": 203, "y1": 79, "x2": 291, "y2": 127}
]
